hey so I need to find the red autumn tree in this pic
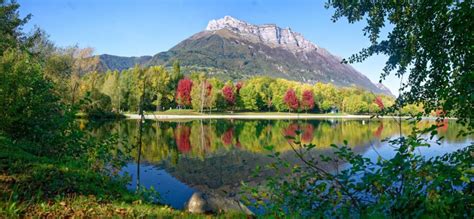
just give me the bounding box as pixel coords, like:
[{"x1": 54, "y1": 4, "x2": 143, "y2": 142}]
[
  {"x1": 222, "y1": 85, "x2": 235, "y2": 107},
  {"x1": 284, "y1": 88, "x2": 299, "y2": 112},
  {"x1": 175, "y1": 78, "x2": 193, "y2": 108},
  {"x1": 374, "y1": 96, "x2": 384, "y2": 110},
  {"x1": 301, "y1": 90, "x2": 315, "y2": 113}
]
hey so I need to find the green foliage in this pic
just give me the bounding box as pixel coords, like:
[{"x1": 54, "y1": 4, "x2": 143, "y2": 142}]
[
  {"x1": 101, "y1": 70, "x2": 121, "y2": 111},
  {"x1": 343, "y1": 94, "x2": 369, "y2": 114},
  {"x1": 0, "y1": 3, "x2": 176, "y2": 217},
  {"x1": 0, "y1": 0, "x2": 38, "y2": 55},
  {"x1": 243, "y1": 120, "x2": 473, "y2": 217},
  {"x1": 0, "y1": 49, "x2": 67, "y2": 145},
  {"x1": 327, "y1": 0, "x2": 474, "y2": 131},
  {"x1": 240, "y1": 1, "x2": 474, "y2": 216},
  {"x1": 239, "y1": 83, "x2": 259, "y2": 111}
]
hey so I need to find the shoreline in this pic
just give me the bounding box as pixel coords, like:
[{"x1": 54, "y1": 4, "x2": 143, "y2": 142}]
[{"x1": 124, "y1": 113, "x2": 454, "y2": 120}]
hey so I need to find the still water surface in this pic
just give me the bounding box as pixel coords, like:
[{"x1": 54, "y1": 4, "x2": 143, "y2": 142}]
[{"x1": 86, "y1": 118, "x2": 471, "y2": 209}]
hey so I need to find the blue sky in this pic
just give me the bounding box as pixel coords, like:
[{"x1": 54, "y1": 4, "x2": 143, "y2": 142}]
[{"x1": 18, "y1": 0, "x2": 400, "y2": 95}]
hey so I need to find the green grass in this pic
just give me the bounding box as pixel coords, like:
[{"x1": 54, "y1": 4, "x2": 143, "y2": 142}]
[
  {"x1": 146, "y1": 109, "x2": 204, "y2": 115},
  {"x1": 0, "y1": 195, "x2": 247, "y2": 218}
]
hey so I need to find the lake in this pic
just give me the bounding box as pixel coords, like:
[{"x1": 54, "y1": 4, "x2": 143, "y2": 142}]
[{"x1": 84, "y1": 118, "x2": 471, "y2": 210}]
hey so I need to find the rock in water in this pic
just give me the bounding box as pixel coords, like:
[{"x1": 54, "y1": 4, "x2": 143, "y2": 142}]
[
  {"x1": 185, "y1": 192, "x2": 211, "y2": 213},
  {"x1": 184, "y1": 191, "x2": 254, "y2": 215}
]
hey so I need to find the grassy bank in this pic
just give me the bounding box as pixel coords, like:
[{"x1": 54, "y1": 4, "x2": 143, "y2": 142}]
[
  {"x1": 0, "y1": 134, "x2": 203, "y2": 217},
  {"x1": 0, "y1": 134, "x2": 248, "y2": 217},
  {"x1": 143, "y1": 109, "x2": 348, "y2": 116}
]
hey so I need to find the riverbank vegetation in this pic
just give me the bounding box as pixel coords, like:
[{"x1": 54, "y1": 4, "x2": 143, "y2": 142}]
[{"x1": 0, "y1": 1, "x2": 194, "y2": 217}]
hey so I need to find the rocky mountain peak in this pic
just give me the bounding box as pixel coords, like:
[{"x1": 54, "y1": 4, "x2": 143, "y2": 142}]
[{"x1": 206, "y1": 16, "x2": 318, "y2": 53}]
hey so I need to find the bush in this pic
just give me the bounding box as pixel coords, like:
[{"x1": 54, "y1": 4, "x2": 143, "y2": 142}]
[{"x1": 0, "y1": 49, "x2": 68, "y2": 144}]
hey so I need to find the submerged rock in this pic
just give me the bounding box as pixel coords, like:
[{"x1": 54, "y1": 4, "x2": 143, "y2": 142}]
[{"x1": 184, "y1": 192, "x2": 253, "y2": 215}]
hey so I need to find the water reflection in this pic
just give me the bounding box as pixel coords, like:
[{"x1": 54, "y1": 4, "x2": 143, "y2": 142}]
[{"x1": 85, "y1": 119, "x2": 471, "y2": 209}]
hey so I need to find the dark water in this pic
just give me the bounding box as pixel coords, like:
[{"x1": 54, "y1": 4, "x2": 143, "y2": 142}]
[{"x1": 84, "y1": 118, "x2": 471, "y2": 210}]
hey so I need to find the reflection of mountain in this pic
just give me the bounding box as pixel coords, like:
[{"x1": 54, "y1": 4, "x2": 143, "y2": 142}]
[
  {"x1": 157, "y1": 141, "x2": 374, "y2": 198},
  {"x1": 160, "y1": 150, "x2": 271, "y2": 197}
]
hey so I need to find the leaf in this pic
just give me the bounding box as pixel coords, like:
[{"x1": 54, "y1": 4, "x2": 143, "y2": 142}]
[{"x1": 263, "y1": 145, "x2": 274, "y2": 151}]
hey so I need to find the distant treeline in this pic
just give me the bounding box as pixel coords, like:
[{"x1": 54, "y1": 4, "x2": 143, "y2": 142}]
[{"x1": 71, "y1": 63, "x2": 424, "y2": 116}]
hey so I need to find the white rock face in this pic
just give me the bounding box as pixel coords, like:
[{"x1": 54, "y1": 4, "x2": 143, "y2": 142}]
[{"x1": 206, "y1": 16, "x2": 318, "y2": 53}]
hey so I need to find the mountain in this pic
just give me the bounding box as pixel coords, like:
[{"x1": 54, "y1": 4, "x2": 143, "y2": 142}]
[
  {"x1": 97, "y1": 54, "x2": 152, "y2": 71},
  {"x1": 96, "y1": 16, "x2": 392, "y2": 95},
  {"x1": 376, "y1": 83, "x2": 392, "y2": 95}
]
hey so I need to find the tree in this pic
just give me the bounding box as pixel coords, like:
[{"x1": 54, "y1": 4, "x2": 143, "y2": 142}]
[
  {"x1": 126, "y1": 66, "x2": 148, "y2": 112},
  {"x1": 61, "y1": 46, "x2": 100, "y2": 105},
  {"x1": 270, "y1": 80, "x2": 290, "y2": 112},
  {"x1": 147, "y1": 66, "x2": 171, "y2": 111},
  {"x1": 172, "y1": 60, "x2": 182, "y2": 81},
  {"x1": 239, "y1": 83, "x2": 259, "y2": 111},
  {"x1": 301, "y1": 90, "x2": 315, "y2": 113},
  {"x1": 100, "y1": 70, "x2": 121, "y2": 112},
  {"x1": 328, "y1": 0, "x2": 473, "y2": 130},
  {"x1": 175, "y1": 77, "x2": 193, "y2": 108},
  {"x1": 235, "y1": 81, "x2": 244, "y2": 110},
  {"x1": 222, "y1": 84, "x2": 235, "y2": 110},
  {"x1": 204, "y1": 82, "x2": 213, "y2": 110},
  {"x1": 249, "y1": 77, "x2": 274, "y2": 111},
  {"x1": 284, "y1": 89, "x2": 299, "y2": 112},
  {"x1": 343, "y1": 95, "x2": 368, "y2": 114},
  {"x1": 191, "y1": 74, "x2": 213, "y2": 112},
  {"x1": 374, "y1": 96, "x2": 384, "y2": 110},
  {"x1": 0, "y1": 49, "x2": 64, "y2": 144},
  {"x1": 0, "y1": 0, "x2": 38, "y2": 55}
]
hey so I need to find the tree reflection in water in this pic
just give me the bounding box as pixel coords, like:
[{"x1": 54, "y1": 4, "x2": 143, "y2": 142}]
[
  {"x1": 85, "y1": 119, "x2": 469, "y2": 206},
  {"x1": 174, "y1": 124, "x2": 191, "y2": 153}
]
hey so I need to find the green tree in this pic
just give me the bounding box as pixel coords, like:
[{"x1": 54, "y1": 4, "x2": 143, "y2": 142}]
[
  {"x1": 269, "y1": 79, "x2": 290, "y2": 112},
  {"x1": 251, "y1": 77, "x2": 274, "y2": 111},
  {"x1": 343, "y1": 94, "x2": 368, "y2": 114},
  {"x1": 190, "y1": 73, "x2": 211, "y2": 112},
  {"x1": 239, "y1": 82, "x2": 260, "y2": 111},
  {"x1": 328, "y1": 0, "x2": 473, "y2": 130},
  {"x1": 101, "y1": 70, "x2": 121, "y2": 112},
  {"x1": 0, "y1": 49, "x2": 64, "y2": 144},
  {"x1": 0, "y1": 0, "x2": 39, "y2": 55},
  {"x1": 128, "y1": 65, "x2": 148, "y2": 112},
  {"x1": 147, "y1": 65, "x2": 171, "y2": 111}
]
